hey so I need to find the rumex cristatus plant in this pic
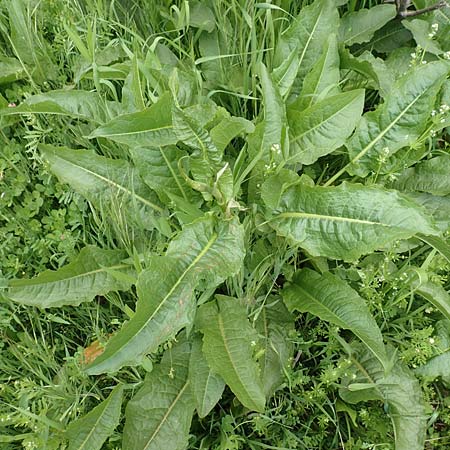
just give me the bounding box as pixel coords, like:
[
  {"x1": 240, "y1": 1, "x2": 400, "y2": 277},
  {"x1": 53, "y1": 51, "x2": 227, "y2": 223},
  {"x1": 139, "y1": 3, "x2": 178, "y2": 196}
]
[{"x1": 1, "y1": 0, "x2": 450, "y2": 449}]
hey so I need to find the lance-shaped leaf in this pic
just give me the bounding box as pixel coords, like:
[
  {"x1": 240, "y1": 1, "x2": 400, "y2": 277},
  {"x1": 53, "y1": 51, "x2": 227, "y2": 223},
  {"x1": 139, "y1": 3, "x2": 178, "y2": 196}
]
[
  {"x1": 340, "y1": 346, "x2": 427, "y2": 450},
  {"x1": 272, "y1": 0, "x2": 339, "y2": 97},
  {"x1": 291, "y1": 34, "x2": 340, "y2": 111},
  {"x1": 392, "y1": 155, "x2": 450, "y2": 196},
  {"x1": 255, "y1": 300, "x2": 294, "y2": 397},
  {"x1": 86, "y1": 216, "x2": 245, "y2": 374},
  {"x1": 242, "y1": 64, "x2": 288, "y2": 200},
  {"x1": 264, "y1": 181, "x2": 438, "y2": 261},
  {"x1": 89, "y1": 93, "x2": 177, "y2": 146},
  {"x1": 122, "y1": 341, "x2": 194, "y2": 450},
  {"x1": 0, "y1": 90, "x2": 115, "y2": 123},
  {"x1": 282, "y1": 269, "x2": 388, "y2": 369},
  {"x1": 339, "y1": 4, "x2": 397, "y2": 46},
  {"x1": 288, "y1": 89, "x2": 365, "y2": 165},
  {"x1": 197, "y1": 296, "x2": 266, "y2": 412},
  {"x1": 40, "y1": 145, "x2": 168, "y2": 235},
  {"x1": 66, "y1": 385, "x2": 123, "y2": 450},
  {"x1": 346, "y1": 61, "x2": 449, "y2": 177},
  {"x1": 189, "y1": 334, "x2": 225, "y2": 418},
  {"x1": 5, "y1": 246, "x2": 134, "y2": 308},
  {"x1": 259, "y1": 63, "x2": 287, "y2": 160}
]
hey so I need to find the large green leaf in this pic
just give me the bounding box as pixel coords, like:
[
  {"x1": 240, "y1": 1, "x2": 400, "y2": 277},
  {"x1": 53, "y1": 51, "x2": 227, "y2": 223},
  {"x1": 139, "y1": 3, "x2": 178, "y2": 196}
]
[
  {"x1": 272, "y1": 0, "x2": 339, "y2": 97},
  {"x1": 122, "y1": 340, "x2": 194, "y2": 450},
  {"x1": 345, "y1": 61, "x2": 449, "y2": 177},
  {"x1": 86, "y1": 216, "x2": 245, "y2": 374},
  {"x1": 4, "y1": 246, "x2": 134, "y2": 308},
  {"x1": 89, "y1": 93, "x2": 177, "y2": 146},
  {"x1": 340, "y1": 347, "x2": 427, "y2": 450},
  {"x1": 392, "y1": 155, "x2": 450, "y2": 196},
  {"x1": 282, "y1": 269, "x2": 388, "y2": 369},
  {"x1": 189, "y1": 334, "x2": 225, "y2": 418},
  {"x1": 0, "y1": 90, "x2": 115, "y2": 123},
  {"x1": 291, "y1": 34, "x2": 340, "y2": 111},
  {"x1": 238, "y1": 63, "x2": 287, "y2": 202},
  {"x1": 263, "y1": 180, "x2": 438, "y2": 261},
  {"x1": 339, "y1": 5, "x2": 397, "y2": 46},
  {"x1": 255, "y1": 300, "x2": 294, "y2": 397},
  {"x1": 242, "y1": 64, "x2": 289, "y2": 198},
  {"x1": 197, "y1": 296, "x2": 266, "y2": 412},
  {"x1": 287, "y1": 89, "x2": 365, "y2": 165},
  {"x1": 66, "y1": 385, "x2": 123, "y2": 450},
  {"x1": 259, "y1": 63, "x2": 288, "y2": 163},
  {"x1": 129, "y1": 146, "x2": 194, "y2": 203},
  {"x1": 40, "y1": 144, "x2": 169, "y2": 235}
]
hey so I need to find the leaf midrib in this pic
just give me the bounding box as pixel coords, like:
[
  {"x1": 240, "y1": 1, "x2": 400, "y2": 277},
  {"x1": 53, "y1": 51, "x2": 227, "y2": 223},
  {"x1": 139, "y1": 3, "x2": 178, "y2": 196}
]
[
  {"x1": 159, "y1": 147, "x2": 188, "y2": 201},
  {"x1": 277, "y1": 4, "x2": 324, "y2": 90},
  {"x1": 10, "y1": 264, "x2": 128, "y2": 289},
  {"x1": 290, "y1": 92, "x2": 360, "y2": 144},
  {"x1": 50, "y1": 153, "x2": 164, "y2": 213},
  {"x1": 217, "y1": 313, "x2": 256, "y2": 408},
  {"x1": 142, "y1": 381, "x2": 190, "y2": 450},
  {"x1": 343, "y1": 6, "x2": 394, "y2": 45},
  {"x1": 291, "y1": 283, "x2": 386, "y2": 365},
  {"x1": 74, "y1": 389, "x2": 118, "y2": 450},
  {"x1": 92, "y1": 124, "x2": 173, "y2": 138},
  {"x1": 276, "y1": 211, "x2": 390, "y2": 227},
  {"x1": 325, "y1": 74, "x2": 439, "y2": 186},
  {"x1": 90, "y1": 233, "x2": 218, "y2": 371}
]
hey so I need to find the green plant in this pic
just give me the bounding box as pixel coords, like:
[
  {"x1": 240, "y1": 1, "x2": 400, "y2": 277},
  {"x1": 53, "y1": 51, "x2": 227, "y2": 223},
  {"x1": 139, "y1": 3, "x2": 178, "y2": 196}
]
[{"x1": 1, "y1": 0, "x2": 450, "y2": 449}]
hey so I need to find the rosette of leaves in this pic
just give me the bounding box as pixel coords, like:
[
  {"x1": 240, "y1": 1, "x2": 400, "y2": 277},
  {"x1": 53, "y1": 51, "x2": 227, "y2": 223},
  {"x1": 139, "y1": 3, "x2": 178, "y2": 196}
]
[{"x1": 1, "y1": 1, "x2": 450, "y2": 448}]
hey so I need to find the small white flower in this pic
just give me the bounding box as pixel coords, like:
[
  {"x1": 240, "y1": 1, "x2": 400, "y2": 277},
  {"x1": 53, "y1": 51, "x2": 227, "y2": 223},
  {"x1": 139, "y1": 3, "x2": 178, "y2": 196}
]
[
  {"x1": 271, "y1": 143, "x2": 281, "y2": 154},
  {"x1": 422, "y1": 60, "x2": 427, "y2": 64},
  {"x1": 444, "y1": 51, "x2": 450, "y2": 60},
  {"x1": 439, "y1": 104, "x2": 449, "y2": 114},
  {"x1": 428, "y1": 33, "x2": 435, "y2": 38},
  {"x1": 432, "y1": 23, "x2": 439, "y2": 31},
  {"x1": 429, "y1": 338, "x2": 435, "y2": 344}
]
